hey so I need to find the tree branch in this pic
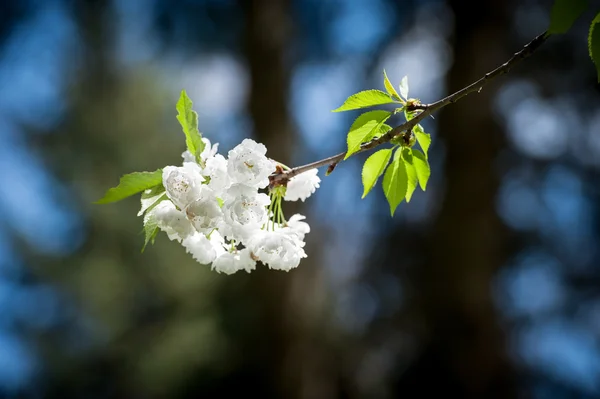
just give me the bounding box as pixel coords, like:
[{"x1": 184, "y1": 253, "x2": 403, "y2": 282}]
[{"x1": 269, "y1": 31, "x2": 549, "y2": 186}]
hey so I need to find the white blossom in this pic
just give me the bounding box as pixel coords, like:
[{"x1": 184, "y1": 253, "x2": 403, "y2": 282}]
[
  {"x1": 162, "y1": 163, "x2": 205, "y2": 210},
  {"x1": 220, "y1": 184, "x2": 270, "y2": 241},
  {"x1": 185, "y1": 185, "x2": 223, "y2": 234},
  {"x1": 227, "y1": 139, "x2": 275, "y2": 188},
  {"x1": 281, "y1": 214, "x2": 310, "y2": 241},
  {"x1": 182, "y1": 232, "x2": 217, "y2": 264},
  {"x1": 203, "y1": 154, "x2": 230, "y2": 193},
  {"x1": 212, "y1": 248, "x2": 256, "y2": 275},
  {"x1": 248, "y1": 230, "x2": 307, "y2": 271},
  {"x1": 149, "y1": 200, "x2": 195, "y2": 242},
  {"x1": 144, "y1": 133, "x2": 316, "y2": 274},
  {"x1": 181, "y1": 150, "x2": 196, "y2": 164},
  {"x1": 181, "y1": 138, "x2": 218, "y2": 165},
  {"x1": 284, "y1": 169, "x2": 320, "y2": 202},
  {"x1": 200, "y1": 137, "x2": 219, "y2": 162}
]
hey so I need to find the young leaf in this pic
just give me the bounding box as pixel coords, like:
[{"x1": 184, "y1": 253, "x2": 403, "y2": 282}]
[
  {"x1": 383, "y1": 70, "x2": 401, "y2": 100},
  {"x1": 362, "y1": 148, "x2": 393, "y2": 199},
  {"x1": 399, "y1": 76, "x2": 409, "y2": 100},
  {"x1": 141, "y1": 196, "x2": 168, "y2": 252},
  {"x1": 382, "y1": 149, "x2": 408, "y2": 216},
  {"x1": 401, "y1": 148, "x2": 418, "y2": 202},
  {"x1": 589, "y1": 11, "x2": 600, "y2": 82},
  {"x1": 96, "y1": 170, "x2": 163, "y2": 204},
  {"x1": 141, "y1": 212, "x2": 159, "y2": 253},
  {"x1": 138, "y1": 185, "x2": 167, "y2": 217},
  {"x1": 404, "y1": 107, "x2": 417, "y2": 121},
  {"x1": 176, "y1": 90, "x2": 205, "y2": 161},
  {"x1": 332, "y1": 90, "x2": 397, "y2": 112},
  {"x1": 413, "y1": 124, "x2": 431, "y2": 158},
  {"x1": 345, "y1": 110, "x2": 391, "y2": 159},
  {"x1": 373, "y1": 123, "x2": 392, "y2": 139},
  {"x1": 548, "y1": 0, "x2": 587, "y2": 34},
  {"x1": 412, "y1": 149, "x2": 431, "y2": 191}
]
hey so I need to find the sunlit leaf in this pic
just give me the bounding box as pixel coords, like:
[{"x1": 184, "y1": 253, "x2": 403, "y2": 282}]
[
  {"x1": 404, "y1": 107, "x2": 417, "y2": 122},
  {"x1": 412, "y1": 149, "x2": 430, "y2": 191},
  {"x1": 374, "y1": 123, "x2": 392, "y2": 139},
  {"x1": 402, "y1": 148, "x2": 418, "y2": 202},
  {"x1": 345, "y1": 110, "x2": 391, "y2": 159},
  {"x1": 96, "y1": 170, "x2": 163, "y2": 204},
  {"x1": 382, "y1": 149, "x2": 408, "y2": 216},
  {"x1": 332, "y1": 90, "x2": 397, "y2": 112},
  {"x1": 383, "y1": 70, "x2": 401, "y2": 100},
  {"x1": 413, "y1": 124, "x2": 431, "y2": 158},
  {"x1": 362, "y1": 148, "x2": 393, "y2": 199},
  {"x1": 176, "y1": 90, "x2": 205, "y2": 161}
]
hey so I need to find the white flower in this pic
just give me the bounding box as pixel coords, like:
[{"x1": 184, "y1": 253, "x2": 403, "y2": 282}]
[
  {"x1": 248, "y1": 230, "x2": 307, "y2": 271},
  {"x1": 149, "y1": 200, "x2": 195, "y2": 242},
  {"x1": 181, "y1": 150, "x2": 196, "y2": 164},
  {"x1": 181, "y1": 138, "x2": 218, "y2": 165},
  {"x1": 212, "y1": 248, "x2": 256, "y2": 275},
  {"x1": 162, "y1": 163, "x2": 205, "y2": 210},
  {"x1": 203, "y1": 154, "x2": 230, "y2": 193},
  {"x1": 185, "y1": 185, "x2": 223, "y2": 234},
  {"x1": 227, "y1": 139, "x2": 275, "y2": 188},
  {"x1": 200, "y1": 137, "x2": 219, "y2": 162},
  {"x1": 220, "y1": 184, "x2": 270, "y2": 241},
  {"x1": 182, "y1": 232, "x2": 217, "y2": 264},
  {"x1": 284, "y1": 169, "x2": 320, "y2": 202},
  {"x1": 280, "y1": 214, "x2": 310, "y2": 241},
  {"x1": 148, "y1": 134, "x2": 317, "y2": 274}
]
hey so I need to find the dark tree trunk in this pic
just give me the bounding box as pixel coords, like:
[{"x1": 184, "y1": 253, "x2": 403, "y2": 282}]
[
  {"x1": 237, "y1": 1, "x2": 337, "y2": 399},
  {"x1": 395, "y1": 1, "x2": 517, "y2": 398}
]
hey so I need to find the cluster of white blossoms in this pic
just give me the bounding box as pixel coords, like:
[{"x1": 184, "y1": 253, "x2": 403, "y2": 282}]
[{"x1": 144, "y1": 138, "x2": 321, "y2": 275}]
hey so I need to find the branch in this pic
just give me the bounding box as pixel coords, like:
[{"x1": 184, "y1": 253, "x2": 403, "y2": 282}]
[{"x1": 269, "y1": 31, "x2": 549, "y2": 186}]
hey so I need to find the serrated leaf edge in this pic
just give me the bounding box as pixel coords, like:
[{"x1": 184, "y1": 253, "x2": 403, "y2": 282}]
[{"x1": 361, "y1": 148, "x2": 393, "y2": 199}]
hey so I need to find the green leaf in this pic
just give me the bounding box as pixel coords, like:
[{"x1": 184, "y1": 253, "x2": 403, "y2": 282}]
[
  {"x1": 361, "y1": 148, "x2": 393, "y2": 199},
  {"x1": 548, "y1": 0, "x2": 587, "y2": 34},
  {"x1": 413, "y1": 124, "x2": 431, "y2": 157},
  {"x1": 345, "y1": 110, "x2": 392, "y2": 159},
  {"x1": 96, "y1": 170, "x2": 163, "y2": 204},
  {"x1": 589, "y1": 11, "x2": 600, "y2": 82},
  {"x1": 138, "y1": 185, "x2": 167, "y2": 216},
  {"x1": 382, "y1": 149, "x2": 408, "y2": 216},
  {"x1": 383, "y1": 70, "x2": 401, "y2": 100},
  {"x1": 404, "y1": 107, "x2": 417, "y2": 121},
  {"x1": 217, "y1": 197, "x2": 224, "y2": 208},
  {"x1": 374, "y1": 123, "x2": 392, "y2": 138},
  {"x1": 412, "y1": 149, "x2": 431, "y2": 191},
  {"x1": 176, "y1": 90, "x2": 205, "y2": 161},
  {"x1": 332, "y1": 90, "x2": 397, "y2": 112},
  {"x1": 399, "y1": 75, "x2": 409, "y2": 100},
  {"x1": 140, "y1": 196, "x2": 168, "y2": 252},
  {"x1": 401, "y1": 148, "x2": 418, "y2": 202},
  {"x1": 141, "y1": 212, "x2": 159, "y2": 253}
]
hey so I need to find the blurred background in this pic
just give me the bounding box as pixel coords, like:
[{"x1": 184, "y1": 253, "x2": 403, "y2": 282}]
[{"x1": 0, "y1": 0, "x2": 599, "y2": 398}]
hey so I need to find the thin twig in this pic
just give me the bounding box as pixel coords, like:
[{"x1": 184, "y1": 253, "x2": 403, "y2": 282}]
[{"x1": 269, "y1": 31, "x2": 549, "y2": 185}]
